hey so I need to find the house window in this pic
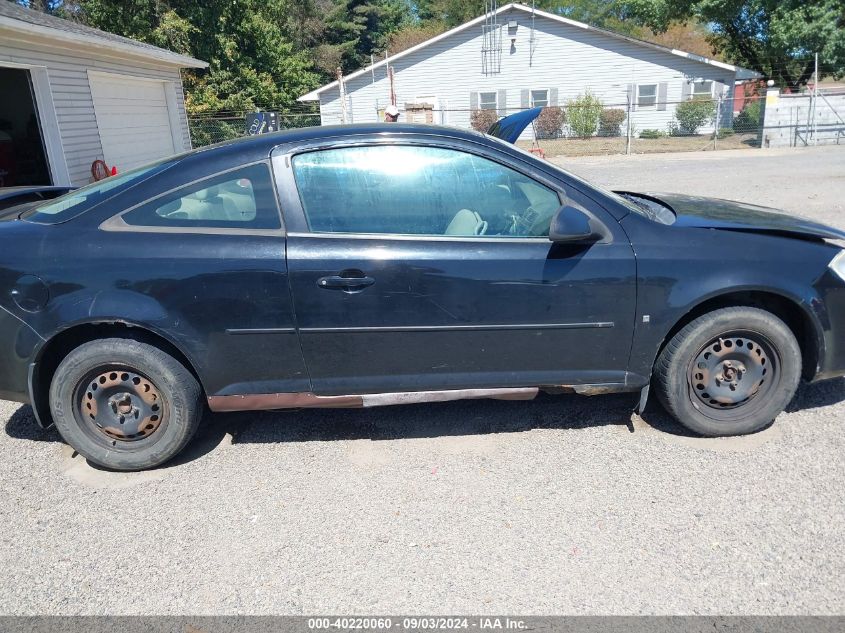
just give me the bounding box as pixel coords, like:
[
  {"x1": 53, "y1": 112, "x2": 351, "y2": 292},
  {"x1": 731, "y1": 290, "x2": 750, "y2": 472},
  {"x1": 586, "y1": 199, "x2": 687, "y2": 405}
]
[
  {"x1": 637, "y1": 84, "x2": 657, "y2": 108},
  {"x1": 530, "y1": 89, "x2": 549, "y2": 108},
  {"x1": 693, "y1": 81, "x2": 713, "y2": 97},
  {"x1": 479, "y1": 92, "x2": 498, "y2": 110}
]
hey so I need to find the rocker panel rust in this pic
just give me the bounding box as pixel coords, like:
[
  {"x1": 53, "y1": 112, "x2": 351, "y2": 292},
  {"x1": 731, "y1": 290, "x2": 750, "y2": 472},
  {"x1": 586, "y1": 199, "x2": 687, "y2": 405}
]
[{"x1": 207, "y1": 387, "x2": 541, "y2": 412}]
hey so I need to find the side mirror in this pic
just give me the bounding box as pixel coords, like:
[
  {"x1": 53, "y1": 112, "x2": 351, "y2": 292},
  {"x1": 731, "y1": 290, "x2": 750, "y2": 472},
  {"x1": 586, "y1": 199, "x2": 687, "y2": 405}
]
[{"x1": 548, "y1": 205, "x2": 610, "y2": 244}]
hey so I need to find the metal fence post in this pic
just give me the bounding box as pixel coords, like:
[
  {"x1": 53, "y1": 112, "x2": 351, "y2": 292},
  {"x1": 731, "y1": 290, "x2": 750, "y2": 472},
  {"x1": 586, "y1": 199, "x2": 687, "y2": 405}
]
[{"x1": 713, "y1": 93, "x2": 722, "y2": 150}]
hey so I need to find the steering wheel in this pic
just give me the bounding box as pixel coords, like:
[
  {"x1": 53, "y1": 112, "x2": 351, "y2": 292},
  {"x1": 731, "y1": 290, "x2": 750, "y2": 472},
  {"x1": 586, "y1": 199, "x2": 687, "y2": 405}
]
[{"x1": 509, "y1": 205, "x2": 540, "y2": 236}]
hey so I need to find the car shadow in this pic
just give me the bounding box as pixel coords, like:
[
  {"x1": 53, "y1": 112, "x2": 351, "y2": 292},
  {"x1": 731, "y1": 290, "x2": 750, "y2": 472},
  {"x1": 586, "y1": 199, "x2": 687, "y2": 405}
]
[{"x1": 5, "y1": 378, "x2": 844, "y2": 469}]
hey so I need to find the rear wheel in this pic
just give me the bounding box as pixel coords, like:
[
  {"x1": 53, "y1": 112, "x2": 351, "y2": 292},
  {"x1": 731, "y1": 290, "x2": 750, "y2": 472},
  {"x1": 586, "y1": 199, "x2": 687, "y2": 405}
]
[
  {"x1": 49, "y1": 338, "x2": 202, "y2": 470},
  {"x1": 654, "y1": 307, "x2": 801, "y2": 436}
]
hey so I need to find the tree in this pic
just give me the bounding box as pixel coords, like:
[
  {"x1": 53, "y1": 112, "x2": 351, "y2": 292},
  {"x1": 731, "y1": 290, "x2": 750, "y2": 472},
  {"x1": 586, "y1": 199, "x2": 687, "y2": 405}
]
[
  {"x1": 618, "y1": 0, "x2": 845, "y2": 90},
  {"x1": 72, "y1": 0, "x2": 321, "y2": 113}
]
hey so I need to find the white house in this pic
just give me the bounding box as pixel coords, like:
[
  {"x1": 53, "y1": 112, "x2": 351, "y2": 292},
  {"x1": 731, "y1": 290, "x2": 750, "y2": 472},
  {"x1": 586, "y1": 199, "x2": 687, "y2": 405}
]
[
  {"x1": 299, "y1": 3, "x2": 759, "y2": 138},
  {"x1": 0, "y1": 2, "x2": 207, "y2": 188}
]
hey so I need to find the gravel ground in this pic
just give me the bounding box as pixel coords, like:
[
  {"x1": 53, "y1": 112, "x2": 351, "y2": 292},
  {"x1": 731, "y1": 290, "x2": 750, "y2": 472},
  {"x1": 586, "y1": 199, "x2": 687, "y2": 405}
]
[{"x1": 1, "y1": 146, "x2": 844, "y2": 615}]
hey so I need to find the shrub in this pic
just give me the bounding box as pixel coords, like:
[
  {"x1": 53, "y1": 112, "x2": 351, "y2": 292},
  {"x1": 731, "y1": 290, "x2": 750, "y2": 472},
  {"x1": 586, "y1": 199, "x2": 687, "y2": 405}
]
[
  {"x1": 639, "y1": 128, "x2": 666, "y2": 139},
  {"x1": 566, "y1": 91, "x2": 603, "y2": 138},
  {"x1": 534, "y1": 106, "x2": 566, "y2": 138},
  {"x1": 598, "y1": 108, "x2": 626, "y2": 137},
  {"x1": 470, "y1": 108, "x2": 498, "y2": 132},
  {"x1": 713, "y1": 127, "x2": 735, "y2": 139},
  {"x1": 733, "y1": 99, "x2": 762, "y2": 133},
  {"x1": 674, "y1": 95, "x2": 716, "y2": 135}
]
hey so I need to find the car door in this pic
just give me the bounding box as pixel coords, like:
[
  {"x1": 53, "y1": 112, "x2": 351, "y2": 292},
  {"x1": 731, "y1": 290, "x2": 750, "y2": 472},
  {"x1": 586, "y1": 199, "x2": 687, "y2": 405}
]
[
  {"x1": 273, "y1": 138, "x2": 637, "y2": 396},
  {"x1": 98, "y1": 161, "x2": 310, "y2": 397}
]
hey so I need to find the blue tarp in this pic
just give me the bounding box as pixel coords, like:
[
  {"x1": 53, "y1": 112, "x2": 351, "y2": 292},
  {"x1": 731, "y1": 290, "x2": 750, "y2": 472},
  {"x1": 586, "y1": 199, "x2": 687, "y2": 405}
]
[{"x1": 486, "y1": 107, "x2": 543, "y2": 143}]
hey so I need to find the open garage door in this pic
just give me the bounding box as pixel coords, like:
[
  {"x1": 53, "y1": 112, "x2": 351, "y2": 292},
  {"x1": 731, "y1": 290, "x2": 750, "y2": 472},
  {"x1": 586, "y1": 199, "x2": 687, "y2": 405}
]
[
  {"x1": 89, "y1": 73, "x2": 178, "y2": 172},
  {"x1": 0, "y1": 67, "x2": 51, "y2": 186}
]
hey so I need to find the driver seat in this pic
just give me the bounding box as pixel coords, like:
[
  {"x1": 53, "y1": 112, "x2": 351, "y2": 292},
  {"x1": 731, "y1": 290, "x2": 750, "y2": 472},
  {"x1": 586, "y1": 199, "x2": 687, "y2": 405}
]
[{"x1": 445, "y1": 209, "x2": 487, "y2": 236}]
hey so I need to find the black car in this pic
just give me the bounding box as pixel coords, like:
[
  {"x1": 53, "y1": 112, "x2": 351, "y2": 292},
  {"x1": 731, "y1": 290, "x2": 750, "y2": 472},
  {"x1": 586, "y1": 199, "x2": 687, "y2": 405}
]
[{"x1": 1, "y1": 124, "x2": 844, "y2": 471}]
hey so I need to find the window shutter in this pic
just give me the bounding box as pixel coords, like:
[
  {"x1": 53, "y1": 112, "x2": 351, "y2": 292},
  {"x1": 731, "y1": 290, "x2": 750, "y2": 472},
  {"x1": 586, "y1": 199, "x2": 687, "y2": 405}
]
[
  {"x1": 497, "y1": 89, "x2": 507, "y2": 116},
  {"x1": 470, "y1": 92, "x2": 478, "y2": 110},
  {"x1": 521, "y1": 89, "x2": 529, "y2": 109},
  {"x1": 681, "y1": 81, "x2": 691, "y2": 101},
  {"x1": 657, "y1": 82, "x2": 668, "y2": 111},
  {"x1": 549, "y1": 88, "x2": 558, "y2": 106},
  {"x1": 627, "y1": 84, "x2": 635, "y2": 111}
]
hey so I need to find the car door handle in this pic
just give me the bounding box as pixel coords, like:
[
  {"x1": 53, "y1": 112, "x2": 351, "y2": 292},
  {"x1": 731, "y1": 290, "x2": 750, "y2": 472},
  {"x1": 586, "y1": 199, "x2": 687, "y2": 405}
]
[{"x1": 317, "y1": 274, "x2": 375, "y2": 291}]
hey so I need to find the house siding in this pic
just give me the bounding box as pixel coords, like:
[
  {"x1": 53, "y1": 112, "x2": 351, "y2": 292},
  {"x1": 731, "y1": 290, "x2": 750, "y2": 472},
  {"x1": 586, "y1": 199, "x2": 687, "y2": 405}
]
[
  {"x1": 319, "y1": 7, "x2": 735, "y2": 138},
  {"x1": 0, "y1": 36, "x2": 191, "y2": 186}
]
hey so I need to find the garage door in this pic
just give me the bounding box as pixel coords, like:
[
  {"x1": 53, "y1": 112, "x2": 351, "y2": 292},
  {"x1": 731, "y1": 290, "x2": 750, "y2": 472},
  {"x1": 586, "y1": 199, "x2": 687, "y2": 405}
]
[{"x1": 89, "y1": 74, "x2": 177, "y2": 172}]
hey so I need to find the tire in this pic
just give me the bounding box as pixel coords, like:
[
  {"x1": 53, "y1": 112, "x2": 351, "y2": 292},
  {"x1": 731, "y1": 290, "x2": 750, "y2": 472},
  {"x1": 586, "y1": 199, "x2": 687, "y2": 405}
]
[
  {"x1": 654, "y1": 306, "x2": 801, "y2": 436},
  {"x1": 49, "y1": 338, "x2": 202, "y2": 471}
]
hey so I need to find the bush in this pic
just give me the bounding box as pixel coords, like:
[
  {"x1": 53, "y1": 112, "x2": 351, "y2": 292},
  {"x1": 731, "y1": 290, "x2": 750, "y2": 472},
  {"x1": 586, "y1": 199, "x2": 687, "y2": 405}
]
[
  {"x1": 674, "y1": 95, "x2": 716, "y2": 135},
  {"x1": 713, "y1": 127, "x2": 735, "y2": 139},
  {"x1": 598, "y1": 108, "x2": 626, "y2": 136},
  {"x1": 566, "y1": 91, "x2": 603, "y2": 138},
  {"x1": 470, "y1": 108, "x2": 498, "y2": 132},
  {"x1": 733, "y1": 99, "x2": 762, "y2": 133},
  {"x1": 639, "y1": 128, "x2": 666, "y2": 139},
  {"x1": 534, "y1": 106, "x2": 566, "y2": 138}
]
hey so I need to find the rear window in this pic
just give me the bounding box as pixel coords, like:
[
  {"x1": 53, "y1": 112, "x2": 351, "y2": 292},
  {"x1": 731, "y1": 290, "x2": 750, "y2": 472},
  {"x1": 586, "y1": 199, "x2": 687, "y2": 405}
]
[{"x1": 21, "y1": 157, "x2": 178, "y2": 224}]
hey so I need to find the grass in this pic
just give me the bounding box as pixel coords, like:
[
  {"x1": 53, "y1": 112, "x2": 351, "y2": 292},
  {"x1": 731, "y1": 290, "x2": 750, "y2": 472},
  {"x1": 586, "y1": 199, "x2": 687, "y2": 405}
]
[{"x1": 518, "y1": 133, "x2": 760, "y2": 158}]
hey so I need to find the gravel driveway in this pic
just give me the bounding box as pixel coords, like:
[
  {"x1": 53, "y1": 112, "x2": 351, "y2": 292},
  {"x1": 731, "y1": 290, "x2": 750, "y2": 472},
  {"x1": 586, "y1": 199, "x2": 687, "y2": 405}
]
[{"x1": 1, "y1": 146, "x2": 843, "y2": 615}]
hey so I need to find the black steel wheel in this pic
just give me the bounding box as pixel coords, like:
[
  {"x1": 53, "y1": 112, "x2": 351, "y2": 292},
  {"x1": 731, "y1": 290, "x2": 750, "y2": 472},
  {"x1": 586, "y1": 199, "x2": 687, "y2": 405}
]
[
  {"x1": 75, "y1": 368, "x2": 168, "y2": 447},
  {"x1": 687, "y1": 331, "x2": 778, "y2": 420},
  {"x1": 50, "y1": 338, "x2": 202, "y2": 470},
  {"x1": 654, "y1": 307, "x2": 801, "y2": 436}
]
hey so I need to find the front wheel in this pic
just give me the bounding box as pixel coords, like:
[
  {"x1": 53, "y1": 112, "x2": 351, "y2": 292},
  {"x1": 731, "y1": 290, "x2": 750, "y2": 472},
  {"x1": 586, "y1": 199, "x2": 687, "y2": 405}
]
[
  {"x1": 49, "y1": 338, "x2": 203, "y2": 471},
  {"x1": 654, "y1": 306, "x2": 801, "y2": 436}
]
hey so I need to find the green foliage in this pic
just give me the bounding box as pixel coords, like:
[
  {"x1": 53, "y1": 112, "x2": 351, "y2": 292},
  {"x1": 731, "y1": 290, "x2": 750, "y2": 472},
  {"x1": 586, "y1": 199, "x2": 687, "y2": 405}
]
[
  {"x1": 712, "y1": 127, "x2": 735, "y2": 139},
  {"x1": 673, "y1": 95, "x2": 716, "y2": 135},
  {"x1": 639, "y1": 128, "x2": 666, "y2": 139},
  {"x1": 65, "y1": 0, "x2": 410, "y2": 115},
  {"x1": 534, "y1": 106, "x2": 566, "y2": 138},
  {"x1": 733, "y1": 100, "x2": 763, "y2": 133},
  {"x1": 566, "y1": 91, "x2": 604, "y2": 138},
  {"x1": 617, "y1": 1, "x2": 845, "y2": 90},
  {"x1": 470, "y1": 109, "x2": 498, "y2": 132},
  {"x1": 598, "y1": 108, "x2": 626, "y2": 136}
]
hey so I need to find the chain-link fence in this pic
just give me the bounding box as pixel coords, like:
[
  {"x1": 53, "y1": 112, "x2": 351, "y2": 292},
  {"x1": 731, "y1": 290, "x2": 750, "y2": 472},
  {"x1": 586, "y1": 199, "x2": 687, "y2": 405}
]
[
  {"x1": 186, "y1": 90, "x2": 844, "y2": 159},
  {"x1": 473, "y1": 93, "x2": 766, "y2": 158},
  {"x1": 188, "y1": 111, "x2": 321, "y2": 148}
]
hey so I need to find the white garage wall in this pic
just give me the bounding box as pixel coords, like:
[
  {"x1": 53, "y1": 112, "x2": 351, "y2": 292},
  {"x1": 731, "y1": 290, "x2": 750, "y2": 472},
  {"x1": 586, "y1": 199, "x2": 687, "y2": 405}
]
[{"x1": 0, "y1": 35, "x2": 191, "y2": 186}]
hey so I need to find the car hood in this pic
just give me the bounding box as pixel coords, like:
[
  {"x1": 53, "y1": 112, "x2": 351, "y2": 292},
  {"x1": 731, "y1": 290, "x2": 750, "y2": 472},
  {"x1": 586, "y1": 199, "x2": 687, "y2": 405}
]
[{"x1": 626, "y1": 191, "x2": 845, "y2": 241}]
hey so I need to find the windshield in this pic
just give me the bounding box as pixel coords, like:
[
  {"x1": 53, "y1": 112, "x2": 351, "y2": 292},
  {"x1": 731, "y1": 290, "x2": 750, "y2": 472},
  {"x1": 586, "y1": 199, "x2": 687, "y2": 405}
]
[{"x1": 21, "y1": 156, "x2": 180, "y2": 224}]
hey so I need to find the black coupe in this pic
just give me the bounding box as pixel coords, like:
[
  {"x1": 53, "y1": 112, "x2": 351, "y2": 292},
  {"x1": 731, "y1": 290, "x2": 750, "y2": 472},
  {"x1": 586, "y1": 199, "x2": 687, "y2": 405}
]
[{"x1": 1, "y1": 124, "x2": 844, "y2": 470}]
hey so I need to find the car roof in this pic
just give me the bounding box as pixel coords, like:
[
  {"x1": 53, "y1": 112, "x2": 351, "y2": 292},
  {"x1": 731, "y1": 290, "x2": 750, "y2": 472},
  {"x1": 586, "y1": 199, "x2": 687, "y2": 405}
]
[{"x1": 185, "y1": 123, "x2": 490, "y2": 165}]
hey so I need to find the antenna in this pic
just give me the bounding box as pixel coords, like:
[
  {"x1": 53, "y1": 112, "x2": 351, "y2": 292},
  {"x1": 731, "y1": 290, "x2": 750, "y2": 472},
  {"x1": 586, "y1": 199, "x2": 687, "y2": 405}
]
[{"x1": 481, "y1": 0, "x2": 502, "y2": 75}]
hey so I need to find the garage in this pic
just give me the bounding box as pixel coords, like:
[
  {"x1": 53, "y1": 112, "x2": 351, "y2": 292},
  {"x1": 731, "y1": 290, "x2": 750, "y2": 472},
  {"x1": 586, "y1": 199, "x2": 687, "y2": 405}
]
[
  {"x1": 0, "y1": 67, "x2": 51, "y2": 186},
  {"x1": 0, "y1": 2, "x2": 207, "y2": 187},
  {"x1": 89, "y1": 73, "x2": 180, "y2": 172}
]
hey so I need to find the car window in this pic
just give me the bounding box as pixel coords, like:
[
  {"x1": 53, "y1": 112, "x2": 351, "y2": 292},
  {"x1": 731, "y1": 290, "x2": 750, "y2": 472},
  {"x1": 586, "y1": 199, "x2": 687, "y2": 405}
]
[
  {"x1": 21, "y1": 158, "x2": 176, "y2": 224},
  {"x1": 291, "y1": 145, "x2": 561, "y2": 238},
  {"x1": 121, "y1": 163, "x2": 281, "y2": 230}
]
